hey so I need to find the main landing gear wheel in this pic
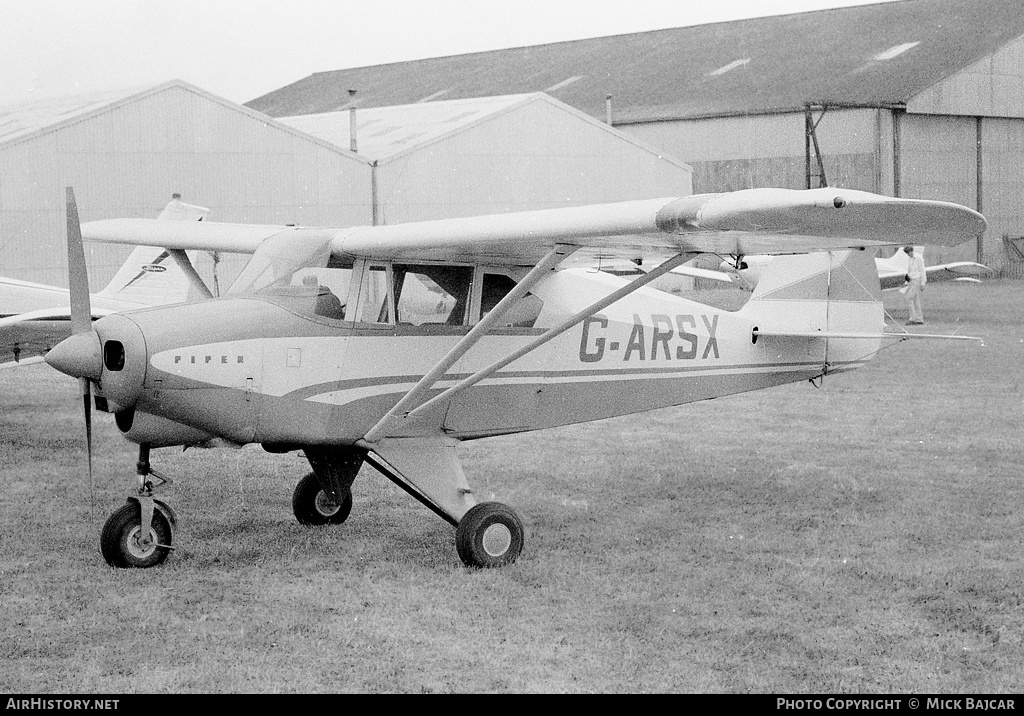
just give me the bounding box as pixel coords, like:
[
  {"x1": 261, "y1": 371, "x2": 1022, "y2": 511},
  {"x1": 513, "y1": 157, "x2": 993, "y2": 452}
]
[
  {"x1": 292, "y1": 471, "x2": 353, "y2": 526},
  {"x1": 455, "y1": 502, "x2": 525, "y2": 568},
  {"x1": 100, "y1": 502, "x2": 173, "y2": 569}
]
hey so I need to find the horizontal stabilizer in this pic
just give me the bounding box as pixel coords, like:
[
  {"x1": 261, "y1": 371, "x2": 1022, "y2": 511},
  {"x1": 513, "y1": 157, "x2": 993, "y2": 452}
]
[{"x1": 753, "y1": 328, "x2": 983, "y2": 343}]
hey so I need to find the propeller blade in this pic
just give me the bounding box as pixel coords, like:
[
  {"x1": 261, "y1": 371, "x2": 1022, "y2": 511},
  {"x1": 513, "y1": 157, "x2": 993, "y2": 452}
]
[
  {"x1": 66, "y1": 187, "x2": 93, "y2": 336},
  {"x1": 80, "y1": 376, "x2": 95, "y2": 518}
]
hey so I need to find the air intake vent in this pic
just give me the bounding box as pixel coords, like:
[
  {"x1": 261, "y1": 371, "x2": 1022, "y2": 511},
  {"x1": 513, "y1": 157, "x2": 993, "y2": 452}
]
[{"x1": 103, "y1": 340, "x2": 125, "y2": 371}]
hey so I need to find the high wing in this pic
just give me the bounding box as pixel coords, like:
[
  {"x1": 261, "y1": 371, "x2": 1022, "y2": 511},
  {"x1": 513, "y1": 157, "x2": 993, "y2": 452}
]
[
  {"x1": 0, "y1": 197, "x2": 209, "y2": 368},
  {"x1": 80, "y1": 188, "x2": 987, "y2": 267}
]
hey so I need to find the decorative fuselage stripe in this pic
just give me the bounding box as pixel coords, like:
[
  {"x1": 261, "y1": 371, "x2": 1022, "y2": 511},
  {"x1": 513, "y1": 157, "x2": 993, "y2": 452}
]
[{"x1": 284, "y1": 359, "x2": 864, "y2": 405}]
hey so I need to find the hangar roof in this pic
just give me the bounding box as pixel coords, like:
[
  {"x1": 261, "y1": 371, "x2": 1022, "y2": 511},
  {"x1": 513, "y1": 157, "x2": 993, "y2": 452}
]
[
  {"x1": 247, "y1": 0, "x2": 1024, "y2": 123},
  {"x1": 279, "y1": 94, "x2": 532, "y2": 161},
  {"x1": 277, "y1": 92, "x2": 689, "y2": 166},
  {"x1": 0, "y1": 80, "x2": 365, "y2": 160},
  {"x1": 0, "y1": 86, "x2": 151, "y2": 146}
]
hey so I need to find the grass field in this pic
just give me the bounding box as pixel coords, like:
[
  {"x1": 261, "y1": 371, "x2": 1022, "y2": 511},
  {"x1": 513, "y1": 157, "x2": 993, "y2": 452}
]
[{"x1": 1, "y1": 280, "x2": 1022, "y2": 693}]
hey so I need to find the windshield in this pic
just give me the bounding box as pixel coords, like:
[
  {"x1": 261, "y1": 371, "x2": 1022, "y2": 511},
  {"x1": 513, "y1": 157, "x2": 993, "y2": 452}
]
[
  {"x1": 227, "y1": 230, "x2": 336, "y2": 296},
  {"x1": 226, "y1": 230, "x2": 351, "y2": 320}
]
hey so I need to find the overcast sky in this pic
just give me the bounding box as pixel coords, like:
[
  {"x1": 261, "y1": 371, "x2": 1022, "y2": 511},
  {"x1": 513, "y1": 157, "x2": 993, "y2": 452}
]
[{"x1": 1, "y1": 0, "x2": 899, "y2": 107}]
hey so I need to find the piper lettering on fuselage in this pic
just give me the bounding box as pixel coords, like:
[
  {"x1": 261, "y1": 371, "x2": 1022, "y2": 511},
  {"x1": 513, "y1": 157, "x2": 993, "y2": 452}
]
[{"x1": 580, "y1": 313, "x2": 720, "y2": 363}]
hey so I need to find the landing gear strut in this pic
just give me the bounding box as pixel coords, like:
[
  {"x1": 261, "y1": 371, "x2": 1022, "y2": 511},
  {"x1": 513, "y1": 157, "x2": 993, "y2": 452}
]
[
  {"x1": 360, "y1": 441, "x2": 526, "y2": 568},
  {"x1": 99, "y1": 444, "x2": 176, "y2": 568}
]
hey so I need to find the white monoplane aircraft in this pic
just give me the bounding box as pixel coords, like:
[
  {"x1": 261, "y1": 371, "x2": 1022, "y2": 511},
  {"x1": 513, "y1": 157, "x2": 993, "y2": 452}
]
[
  {"x1": 45, "y1": 187, "x2": 985, "y2": 569},
  {"x1": 0, "y1": 197, "x2": 209, "y2": 367}
]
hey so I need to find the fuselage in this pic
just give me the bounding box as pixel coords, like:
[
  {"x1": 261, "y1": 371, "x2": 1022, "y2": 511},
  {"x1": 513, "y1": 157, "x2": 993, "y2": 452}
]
[{"x1": 87, "y1": 269, "x2": 841, "y2": 448}]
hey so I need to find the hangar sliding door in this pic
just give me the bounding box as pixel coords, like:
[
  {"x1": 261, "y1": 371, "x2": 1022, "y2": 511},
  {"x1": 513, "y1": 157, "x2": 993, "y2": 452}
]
[{"x1": 897, "y1": 114, "x2": 979, "y2": 265}]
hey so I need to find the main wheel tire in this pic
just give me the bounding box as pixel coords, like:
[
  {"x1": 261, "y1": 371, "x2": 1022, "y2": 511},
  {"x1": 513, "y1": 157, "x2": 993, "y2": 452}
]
[
  {"x1": 100, "y1": 502, "x2": 172, "y2": 569},
  {"x1": 292, "y1": 471, "x2": 352, "y2": 526},
  {"x1": 455, "y1": 502, "x2": 524, "y2": 568}
]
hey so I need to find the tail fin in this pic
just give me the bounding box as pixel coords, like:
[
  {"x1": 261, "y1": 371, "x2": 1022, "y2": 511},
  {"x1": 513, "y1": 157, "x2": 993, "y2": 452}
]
[
  {"x1": 739, "y1": 249, "x2": 884, "y2": 374},
  {"x1": 155, "y1": 196, "x2": 209, "y2": 222},
  {"x1": 95, "y1": 196, "x2": 209, "y2": 305},
  {"x1": 875, "y1": 245, "x2": 923, "y2": 275}
]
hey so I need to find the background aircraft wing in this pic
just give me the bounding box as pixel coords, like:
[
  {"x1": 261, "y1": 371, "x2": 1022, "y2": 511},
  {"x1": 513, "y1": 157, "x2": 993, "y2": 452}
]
[
  {"x1": 0, "y1": 307, "x2": 117, "y2": 368},
  {"x1": 81, "y1": 188, "x2": 987, "y2": 268},
  {"x1": 925, "y1": 261, "x2": 995, "y2": 282},
  {"x1": 878, "y1": 260, "x2": 995, "y2": 290}
]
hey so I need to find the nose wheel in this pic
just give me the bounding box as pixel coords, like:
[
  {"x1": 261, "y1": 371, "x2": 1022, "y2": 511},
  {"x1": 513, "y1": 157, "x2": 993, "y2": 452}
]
[
  {"x1": 99, "y1": 444, "x2": 176, "y2": 568},
  {"x1": 100, "y1": 501, "x2": 173, "y2": 568}
]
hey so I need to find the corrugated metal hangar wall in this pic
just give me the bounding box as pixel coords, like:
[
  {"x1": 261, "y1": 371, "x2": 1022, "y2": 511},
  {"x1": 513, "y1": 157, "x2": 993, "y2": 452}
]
[
  {"x1": 247, "y1": 0, "x2": 1024, "y2": 277},
  {"x1": 625, "y1": 53, "x2": 1024, "y2": 272},
  {"x1": 0, "y1": 81, "x2": 372, "y2": 288},
  {"x1": 373, "y1": 95, "x2": 691, "y2": 225}
]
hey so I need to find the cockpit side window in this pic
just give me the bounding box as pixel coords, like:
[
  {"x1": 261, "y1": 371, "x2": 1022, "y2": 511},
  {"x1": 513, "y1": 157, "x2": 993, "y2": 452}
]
[
  {"x1": 354, "y1": 264, "x2": 392, "y2": 324},
  {"x1": 479, "y1": 272, "x2": 543, "y2": 328},
  {"x1": 393, "y1": 264, "x2": 473, "y2": 326}
]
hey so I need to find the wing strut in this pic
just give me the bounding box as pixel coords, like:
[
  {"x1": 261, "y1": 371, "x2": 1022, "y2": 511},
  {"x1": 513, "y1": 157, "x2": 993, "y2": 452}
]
[
  {"x1": 406, "y1": 250, "x2": 695, "y2": 421},
  {"x1": 362, "y1": 243, "x2": 578, "y2": 443},
  {"x1": 168, "y1": 249, "x2": 215, "y2": 299}
]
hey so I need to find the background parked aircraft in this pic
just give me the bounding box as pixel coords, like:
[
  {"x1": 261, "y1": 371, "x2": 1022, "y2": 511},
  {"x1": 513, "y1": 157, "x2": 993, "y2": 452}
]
[
  {"x1": 0, "y1": 197, "x2": 209, "y2": 368},
  {"x1": 649, "y1": 246, "x2": 994, "y2": 293}
]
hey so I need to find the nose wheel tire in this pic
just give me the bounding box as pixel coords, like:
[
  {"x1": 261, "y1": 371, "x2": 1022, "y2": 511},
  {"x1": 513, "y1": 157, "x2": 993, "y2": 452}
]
[
  {"x1": 455, "y1": 502, "x2": 524, "y2": 568},
  {"x1": 100, "y1": 502, "x2": 173, "y2": 569},
  {"x1": 292, "y1": 471, "x2": 353, "y2": 525}
]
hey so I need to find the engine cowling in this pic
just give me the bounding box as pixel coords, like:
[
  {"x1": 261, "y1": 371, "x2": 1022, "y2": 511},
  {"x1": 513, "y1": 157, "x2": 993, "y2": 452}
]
[{"x1": 115, "y1": 408, "x2": 215, "y2": 447}]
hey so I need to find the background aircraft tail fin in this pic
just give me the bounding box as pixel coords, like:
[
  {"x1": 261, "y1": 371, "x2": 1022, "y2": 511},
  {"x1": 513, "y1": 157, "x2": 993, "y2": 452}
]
[
  {"x1": 875, "y1": 245, "x2": 920, "y2": 274},
  {"x1": 155, "y1": 195, "x2": 209, "y2": 222},
  {"x1": 96, "y1": 196, "x2": 209, "y2": 305}
]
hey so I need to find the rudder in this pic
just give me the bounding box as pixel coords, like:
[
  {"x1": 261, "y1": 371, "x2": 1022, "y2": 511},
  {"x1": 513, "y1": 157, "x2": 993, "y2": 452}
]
[{"x1": 740, "y1": 249, "x2": 884, "y2": 374}]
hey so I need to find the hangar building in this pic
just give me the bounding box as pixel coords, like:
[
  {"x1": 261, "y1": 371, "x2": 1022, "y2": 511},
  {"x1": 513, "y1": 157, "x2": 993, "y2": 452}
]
[
  {"x1": 0, "y1": 80, "x2": 372, "y2": 287},
  {"x1": 1, "y1": 84, "x2": 690, "y2": 290},
  {"x1": 276, "y1": 92, "x2": 691, "y2": 225},
  {"x1": 248, "y1": 0, "x2": 1024, "y2": 275}
]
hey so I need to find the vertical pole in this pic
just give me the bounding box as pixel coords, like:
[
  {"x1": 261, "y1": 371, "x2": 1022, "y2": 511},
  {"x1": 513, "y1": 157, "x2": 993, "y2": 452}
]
[
  {"x1": 805, "y1": 106, "x2": 812, "y2": 190},
  {"x1": 892, "y1": 109, "x2": 902, "y2": 198},
  {"x1": 606, "y1": 94, "x2": 612, "y2": 125},
  {"x1": 348, "y1": 89, "x2": 358, "y2": 153},
  {"x1": 371, "y1": 161, "x2": 379, "y2": 226},
  {"x1": 874, "y1": 108, "x2": 882, "y2": 194},
  {"x1": 976, "y1": 116, "x2": 984, "y2": 264}
]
